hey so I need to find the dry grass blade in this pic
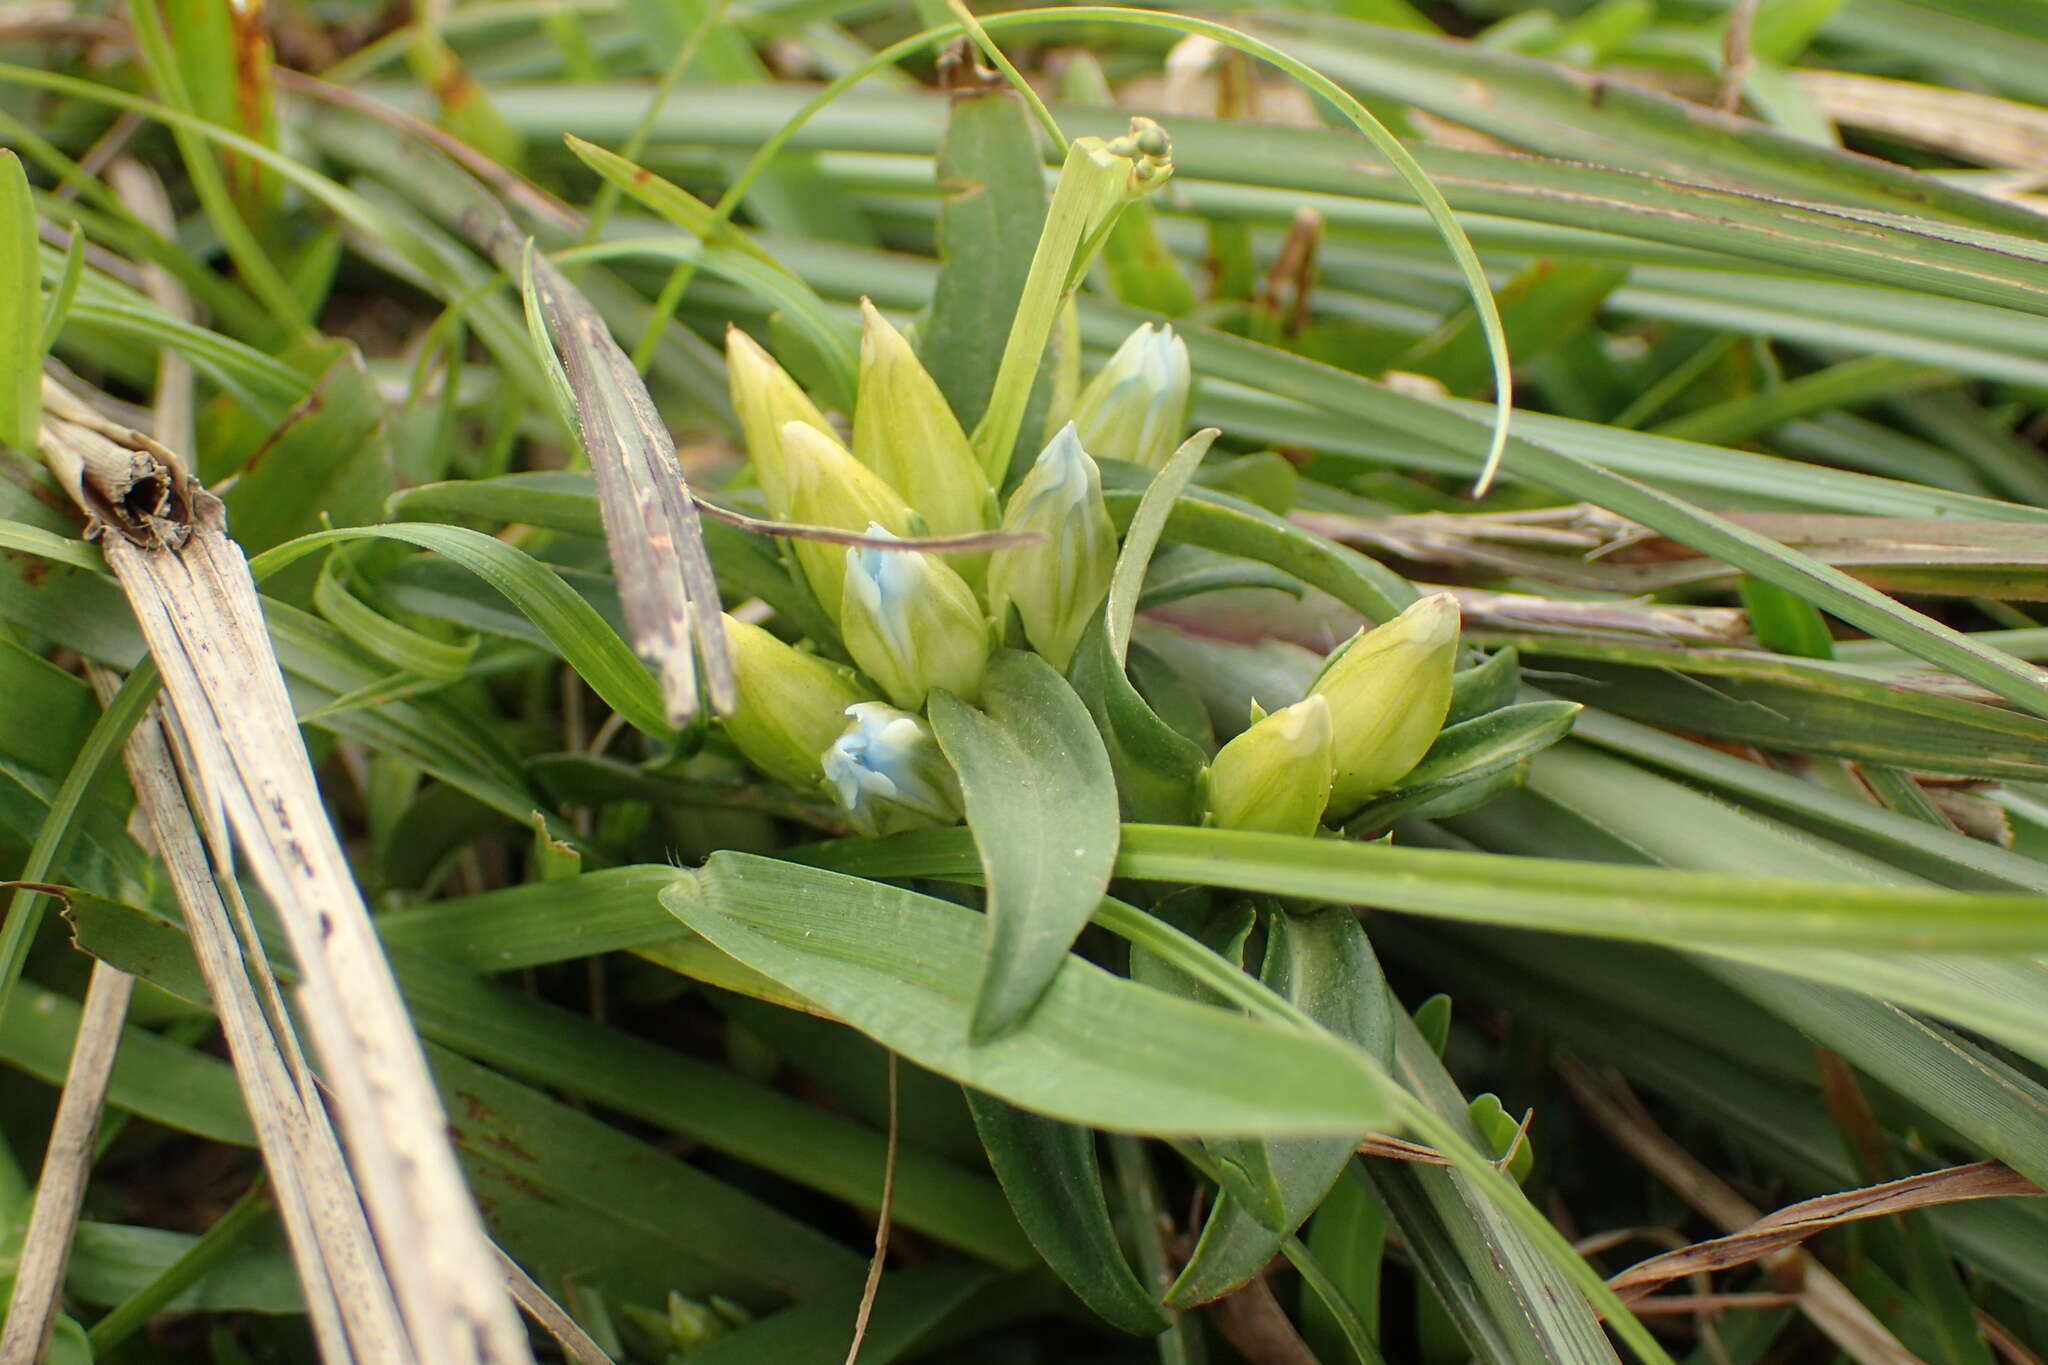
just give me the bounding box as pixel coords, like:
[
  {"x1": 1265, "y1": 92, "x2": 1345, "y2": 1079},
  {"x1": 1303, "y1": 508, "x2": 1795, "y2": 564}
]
[
  {"x1": 522, "y1": 246, "x2": 734, "y2": 723},
  {"x1": 491, "y1": 1243, "x2": 615, "y2": 1365},
  {"x1": 34, "y1": 375, "x2": 530, "y2": 1364},
  {"x1": 1557, "y1": 1054, "x2": 1927, "y2": 1365},
  {"x1": 843, "y1": 1053, "x2": 900, "y2": 1365},
  {"x1": 0, "y1": 957, "x2": 133, "y2": 1363},
  {"x1": 126, "y1": 695, "x2": 409, "y2": 1363},
  {"x1": 1609, "y1": 1161, "x2": 2040, "y2": 1305},
  {"x1": 1798, "y1": 71, "x2": 2048, "y2": 174}
]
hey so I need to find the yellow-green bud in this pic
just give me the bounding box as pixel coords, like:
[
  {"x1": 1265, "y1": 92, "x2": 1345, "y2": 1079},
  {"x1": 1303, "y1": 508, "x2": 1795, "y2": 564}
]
[
  {"x1": 1205, "y1": 694, "x2": 1333, "y2": 836},
  {"x1": 720, "y1": 615, "x2": 875, "y2": 790},
  {"x1": 727, "y1": 325, "x2": 836, "y2": 510},
  {"x1": 1071, "y1": 322, "x2": 1191, "y2": 472},
  {"x1": 1310, "y1": 593, "x2": 1460, "y2": 816},
  {"x1": 822, "y1": 703, "x2": 965, "y2": 837},
  {"x1": 776, "y1": 421, "x2": 914, "y2": 623},
  {"x1": 841, "y1": 524, "x2": 992, "y2": 710},
  {"x1": 853, "y1": 300, "x2": 996, "y2": 584},
  {"x1": 986, "y1": 424, "x2": 1118, "y2": 671}
]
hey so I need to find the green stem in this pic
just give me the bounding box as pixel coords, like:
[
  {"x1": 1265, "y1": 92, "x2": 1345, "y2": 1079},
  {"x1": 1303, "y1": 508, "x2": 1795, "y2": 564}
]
[
  {"x1": 970, "y1": 139, "x2": 1135, "y2": 483},
  {"x1": 0, "y1": 666, "x2": 160, "y2": 1029},
  {"x1": 580, "y1": 0, "x2": 732, "y2": 252},
  {"x1": 86, "y1": 1184, "x2": 272, "y2": 1353}
]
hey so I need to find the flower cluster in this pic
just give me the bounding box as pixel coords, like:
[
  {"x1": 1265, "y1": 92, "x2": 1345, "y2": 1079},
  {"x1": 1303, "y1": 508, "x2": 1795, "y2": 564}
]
[
  {"x1": 716, "y1": 304, "x2": 1460, "y2": 838},
  {"x1": 1202, "y1": 594, "x2": 1461, "y2": 834}
]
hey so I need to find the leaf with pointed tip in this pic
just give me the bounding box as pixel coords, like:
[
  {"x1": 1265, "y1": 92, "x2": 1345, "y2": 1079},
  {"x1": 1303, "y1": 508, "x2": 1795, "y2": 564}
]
[
  {"x1": 929, "y1": 651, "x2": 1121, "y2": 1041},
  {"x1": 658, "y1": 853, "x2": 1394, "y2": 1136},
  {"x1": 965, "y1": 1093, "x2": 1168, "y2": 1335}
]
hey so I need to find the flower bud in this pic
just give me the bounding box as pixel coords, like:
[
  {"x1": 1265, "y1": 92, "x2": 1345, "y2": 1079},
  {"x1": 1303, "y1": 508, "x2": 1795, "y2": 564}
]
[
  {"x1": 986, "y1": 423, "x2": 1117, "y2": 671},
  {"x1": 1071, "y1": 322, "x2": 1191, "y2": 472},
  {"x1": 1310, "y1": 593, "x2": 1461, "y2": 815},
  {"x1": 841, "y1": 524, "x2": 992, "y2": 710},
  {"x1": 1205, "y1": 694, "x2": 1333, "y2": 836},
  {"x1": 1100, "y1": 115, "x2": 1174, "y2": 201},
  {"x1": 720, "y1": 615, "x2": 875, "y2": 790},
  {"x1": 853, "y1": 301, "x2": 996, "y2": 576},
  {"x1": 776, "y1": 421, "x2": 914, "y2": 623},
  {"x1": 727, "y1": 325, "x2": 836, "y2": 510},
  {"x1": 822, "y1": 703, "x2": 965, "y2": 837}
]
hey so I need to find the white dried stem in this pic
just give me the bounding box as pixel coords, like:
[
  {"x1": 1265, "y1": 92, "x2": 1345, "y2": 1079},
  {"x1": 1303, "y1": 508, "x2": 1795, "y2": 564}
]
[
  {"x1": 129, "y1": 694, "x2": 410, "y2": 1365},
  {"x1": 35, "y1": 381, "x2": 530, "y2": 1365},
  {"x1": 0, "y1": 960, "x2": 133, "y2": 1364}
]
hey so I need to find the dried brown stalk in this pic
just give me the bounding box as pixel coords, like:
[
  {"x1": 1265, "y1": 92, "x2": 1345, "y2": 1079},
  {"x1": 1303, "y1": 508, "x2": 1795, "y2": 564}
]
[
  {"x1": 0, "y1": 952, "x2": 132, "y2": 1363},
  {"x1": 1608, "y1": 1160, "x2": 2037, "y2": 1305},
  {"x1": 129, "y1": 696, "x2": 410, "y2": 1364},
  {"x1": 35, "y1": 375, "x2": 531, "y2": 1364},
  {"x1": 1201, "y1": 1267, "x2": 1321, "y2": 1365},
  {"x1": 1558, "y1": 1055, "x2": 1927, "y2": 1365},
  {"x1": 1798, "y1": 70, "x2": 2048, "y2": 174}
]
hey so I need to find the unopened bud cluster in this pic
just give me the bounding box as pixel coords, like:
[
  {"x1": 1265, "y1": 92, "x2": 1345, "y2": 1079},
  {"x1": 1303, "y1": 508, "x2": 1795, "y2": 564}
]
[
  {"x1": 1202, "y1": 594, "x2": 1462, "y2": 833},
  {"x1": 716, "y1": 302, "x2": 1195, "y2": 834},
  {"x1": 712, "y1": 277, "x2": 1455, "y2": 840}
]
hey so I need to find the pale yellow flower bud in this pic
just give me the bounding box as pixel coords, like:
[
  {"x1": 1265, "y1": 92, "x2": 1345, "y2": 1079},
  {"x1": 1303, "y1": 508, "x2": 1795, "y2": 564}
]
[
  {"x1": 853, "y1": 301, "x2": 996, "y2": 584},
  {"x1": 777, "y1": 421, "x2": 913, "y2": 623},
  {"x1": 1205, "y1": 695, "x2": 1334, "y2": 836},
  {"x1": 840, "y1": 525, "x2": 993, "y2": 710},
  {"x1": 726, "y1": 324, "x2": 835, "y2": 510},
  {"x1": 986, "y1": 424, "x2": 1117, "y2": 671},
  {"x1": 1310, "y1": 593, "x2": 1460, "y2": 815},
  {"x1": 720, "y1": 615, "x2": 875, "y2": 790}
]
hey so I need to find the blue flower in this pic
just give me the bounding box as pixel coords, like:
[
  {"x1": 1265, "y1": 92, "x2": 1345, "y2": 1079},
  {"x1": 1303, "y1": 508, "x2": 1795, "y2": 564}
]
[{"x1": 821, "y1": 704, "x2": 964, "y2": 836}]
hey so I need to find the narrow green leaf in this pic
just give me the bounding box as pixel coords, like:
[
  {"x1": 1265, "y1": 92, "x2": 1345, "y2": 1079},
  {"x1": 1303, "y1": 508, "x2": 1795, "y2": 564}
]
[
  {"x1": 1105, "y1": 431, "x2": 1219, "y2": 665},
  {"x1": 434, "y1": 1047, "x2": 866, "y2": 1307},
  {"x1": 1103, "y1": 475, "x2": 1413, "y2": 624},
  {"x1": 1169, "y1": 907, "x2": 1393, "y2": 1306},
  {"x1": 1301, "y1": 1164, "x2": 1388, "y2": 1364},
  {"x1": 249, "y1": 523, "x2": 670, "y2": 739},
  {"x1": 38, "y1": 228, "x2": 84, "y2": 352},
  {"x1": 929, "y1": 651, "x2": 1121, "y2": 1040},
  {"x1": 965, "y1": 1093, "x2": 1169, "y2": 1333},
  {"x1": 0, "y1": 149, "x2": 40, "y2": 451},
  {"x1": 801, "y1": 822, "x2": 2048, "y2": 953},
  {"x1": 658, "y1": 853, "x2": 1394, "y2": 1135},
  {"x1": 923, "y1": 85, "x2": 1048, "y2": 433},
  {"x1": 312, "y1": 551, "x2": 476, "y2": 683},
  {"x1": 1740, "y1": 576, "x2": 1836, "y2": 659}
]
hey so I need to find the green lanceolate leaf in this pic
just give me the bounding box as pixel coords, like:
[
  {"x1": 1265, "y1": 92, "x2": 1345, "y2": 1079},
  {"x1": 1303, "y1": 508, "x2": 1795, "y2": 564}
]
[
  {"x1": 1064, "y1": 434, "x2": 1222, "y2": 826},
  {"x1": 658, "y1": 853, "x2": 1395, "y2": 1136},
  {"x1": 964, "y1": 1093, "x2": 1169, "y2": 1335},
  {"x1": 0, "y1": 149, "x2": 40, "y2": 451},
  {"x1": 1343, "y1": 700, "x2": 1582, "y2": 831},
  {"x1": 1066, "y1": 615, "x2": 1209, "y2": 825},
  {"x1": 928, "y1": 650, "x2": 1121, "y2": 1040},
  {"x1": 249, "y1": 522, "x2": 669, "y2": 739},
  {"x1": 923, "y1": 83, "x2": 1048, "y2": 433},
  {"x1": 1170, "y1": 907, "x2": 1393, "y2": 1306}
]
